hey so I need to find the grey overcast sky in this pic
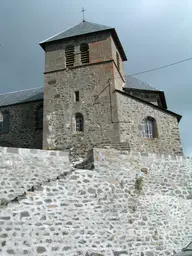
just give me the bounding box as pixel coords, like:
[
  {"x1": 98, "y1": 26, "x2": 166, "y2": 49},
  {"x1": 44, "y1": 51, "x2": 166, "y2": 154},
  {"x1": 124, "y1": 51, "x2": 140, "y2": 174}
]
[{"x1": 0, "y1": 0, "x2": 191, "y2": 156}]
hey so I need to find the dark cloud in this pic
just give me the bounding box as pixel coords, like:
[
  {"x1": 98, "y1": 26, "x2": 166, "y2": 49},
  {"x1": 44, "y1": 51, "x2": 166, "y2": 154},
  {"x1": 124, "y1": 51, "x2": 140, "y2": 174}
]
[{"x1": 0, "y1": 0, "x2": 191, "y2": 155}]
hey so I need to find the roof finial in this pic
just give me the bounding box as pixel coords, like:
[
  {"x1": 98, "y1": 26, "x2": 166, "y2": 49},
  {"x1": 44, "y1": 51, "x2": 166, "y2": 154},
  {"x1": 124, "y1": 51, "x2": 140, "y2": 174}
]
[{"x1": 81, "y1": 7, "x2": 86, "y2": 22}]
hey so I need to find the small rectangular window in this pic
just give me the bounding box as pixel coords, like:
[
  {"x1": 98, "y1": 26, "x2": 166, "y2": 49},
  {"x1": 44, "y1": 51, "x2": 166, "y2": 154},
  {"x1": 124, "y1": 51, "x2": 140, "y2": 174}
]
[{"x1": 74, "y1": 91, "x2": 79, "y2": 102}]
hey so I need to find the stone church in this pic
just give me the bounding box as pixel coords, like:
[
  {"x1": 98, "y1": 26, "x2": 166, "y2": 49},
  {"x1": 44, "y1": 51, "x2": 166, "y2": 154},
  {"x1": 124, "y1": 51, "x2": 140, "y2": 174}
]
[{"x1": 0, "y1": 21, "x2": 183, "y2": 155}]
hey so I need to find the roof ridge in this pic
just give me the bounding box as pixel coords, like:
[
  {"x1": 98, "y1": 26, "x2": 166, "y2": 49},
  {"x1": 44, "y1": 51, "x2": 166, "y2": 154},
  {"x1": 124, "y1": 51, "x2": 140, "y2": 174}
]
[
  {"x1": 0, "y1": 86, "x2": 43, "y2": 97},
  {"x1": 82, "y1": 20, "x2": 112, "y2": 28}
]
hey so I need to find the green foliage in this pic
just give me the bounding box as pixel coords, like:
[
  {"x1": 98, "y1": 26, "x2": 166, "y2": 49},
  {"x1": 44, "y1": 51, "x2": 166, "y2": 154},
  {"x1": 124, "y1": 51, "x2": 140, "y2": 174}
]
[
  {"x1": 72, "y1": 132, "x2": 84, "y2": 137},
  {"x1": 0, "y1": 198, "x2": 9, "y2": 206},
  {"x1": 47, "y1": 146, "x2": 60, "y2": 150},
  {"x1": 47, "y1": 147, "x2": 56, "y2": 150},
  {"x1": 135, "y1": 176, "x2": 143, "y2": 191}
]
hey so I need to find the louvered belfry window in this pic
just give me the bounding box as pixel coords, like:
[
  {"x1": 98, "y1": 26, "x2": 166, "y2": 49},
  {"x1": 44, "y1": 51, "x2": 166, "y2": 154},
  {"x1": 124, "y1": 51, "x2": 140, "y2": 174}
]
[
  {"x1": 80, "y1": 43, "x2": 89, "y2": 64},
  {"x1": 65, "y1": 45, "x2": 75, "y2": 67}
]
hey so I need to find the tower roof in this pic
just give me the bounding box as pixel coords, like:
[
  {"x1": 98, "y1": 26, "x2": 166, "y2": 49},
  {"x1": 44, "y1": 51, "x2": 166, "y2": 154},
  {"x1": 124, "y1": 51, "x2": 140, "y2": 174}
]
[{"x1": 40, "y1": 21, "x2": 127, "y2": 61}]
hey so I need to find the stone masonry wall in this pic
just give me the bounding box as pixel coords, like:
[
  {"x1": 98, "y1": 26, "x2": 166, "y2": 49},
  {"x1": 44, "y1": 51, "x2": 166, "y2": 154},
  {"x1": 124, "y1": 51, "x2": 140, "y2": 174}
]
[
  {"x1": 0, "y1": 148, "x2": 191, "y2": 256},
  {"x1": 44, "y1": 31, "x2": 113, "y2": 73},
  {"x1": 0, "y1": 146, "x2": 69, "y2": 202},
  {"x1": 43, "y1": 63, "x2": 120, "y2": 151},
  {"x1": 93, "y1": 148, "x2": 192, "y2": 255},
  {"x1": 110, "y1": 36, "x2": 124, "y2": 78},
  {"x1": 0, "y1": 100, "x2": 43, "y2": 149},
  {"x1": 116, "y1": 91, "x2": 183, "y2": 155},
  {"x1": 128, "y1": 91, "x2": 160, "y2": 107}
]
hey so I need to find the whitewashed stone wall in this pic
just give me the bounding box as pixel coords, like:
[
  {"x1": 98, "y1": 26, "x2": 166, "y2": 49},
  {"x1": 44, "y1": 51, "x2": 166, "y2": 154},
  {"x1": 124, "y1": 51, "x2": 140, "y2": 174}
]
[
  {"x1": 0, "y1": 146, "x2": 69, "y2": 202},
  {"x1": 0, "y1": 147, "x2": 192, "y2": 256},
  {"x1": 94, "y1": 149, "x2": 192, "y2": 255}
]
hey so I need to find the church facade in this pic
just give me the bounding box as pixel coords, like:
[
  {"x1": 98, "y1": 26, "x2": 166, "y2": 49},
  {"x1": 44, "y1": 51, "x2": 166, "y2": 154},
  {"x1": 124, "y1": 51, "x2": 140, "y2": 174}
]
[{"x1": 0, "y1": 21, "x2": 183, "y2": 155}]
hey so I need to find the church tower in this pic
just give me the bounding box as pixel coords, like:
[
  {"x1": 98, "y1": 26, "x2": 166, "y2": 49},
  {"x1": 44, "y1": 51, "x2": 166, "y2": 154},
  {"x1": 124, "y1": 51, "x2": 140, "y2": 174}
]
[{"x1": 40, "y1": 20, "x2": 127, "y2": 151}]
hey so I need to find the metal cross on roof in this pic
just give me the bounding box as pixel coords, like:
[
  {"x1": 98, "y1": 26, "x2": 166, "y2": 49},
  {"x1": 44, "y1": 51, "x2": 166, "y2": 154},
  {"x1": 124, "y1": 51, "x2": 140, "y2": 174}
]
[{"x1": 81, "y1": 7, "x2": 86, "y2": 22}]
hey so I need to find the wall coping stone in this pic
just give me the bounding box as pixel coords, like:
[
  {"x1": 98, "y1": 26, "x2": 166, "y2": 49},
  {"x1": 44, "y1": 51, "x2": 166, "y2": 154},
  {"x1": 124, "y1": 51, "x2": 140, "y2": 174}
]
[
  {"x1": 94, "y1": 147, "x2": 191, "y2": 161},
  {"x1": 0, "y1": 146, "x2": 70, "y2": 202},
  {"x1": 0, "y1": 146, "x2": 69, "y2": 157}
]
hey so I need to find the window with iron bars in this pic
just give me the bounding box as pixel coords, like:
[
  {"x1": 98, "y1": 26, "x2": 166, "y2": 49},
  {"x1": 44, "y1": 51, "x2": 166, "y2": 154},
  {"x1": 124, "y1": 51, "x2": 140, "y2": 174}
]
[
  {"x1": 141, "y1": 117, "x2": 157, "y2": 138},
  {"x1": 75, "y1": 113, "x2": 84, "y2": 132}
]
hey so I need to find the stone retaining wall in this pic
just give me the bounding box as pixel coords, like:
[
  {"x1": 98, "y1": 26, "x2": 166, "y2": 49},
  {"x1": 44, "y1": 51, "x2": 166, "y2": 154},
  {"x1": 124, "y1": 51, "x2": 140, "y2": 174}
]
[
  {"x1": 0, "y1": 147, "x2": 192, "y2": 256},
  {"x1": 0, "y1": 146, "x2": 69, "y2": 203},
  {"x1": 94, "y1": 148, "x2": 192, "y2": 255}
]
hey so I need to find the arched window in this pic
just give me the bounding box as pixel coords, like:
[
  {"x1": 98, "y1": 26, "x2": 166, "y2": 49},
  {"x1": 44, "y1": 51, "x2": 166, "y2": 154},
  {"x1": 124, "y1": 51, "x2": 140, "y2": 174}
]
[
  {"x1": 80, "y1": 43, "x2": 89, "y2": 64},
  {"x1": 141, "y1": 117, "x2": 158, "y2": 138},
  {"x1": 0, "y1": 111, "x2": 9, "y2": 133},
  {"x1": 116, "y1": 52, "x2": 120, "y2": 70},
  {"x1": 35, "y1": 104, "x2": 43, "y2": 130},
  {"x1": 75, "y1": 113, "x2": 84, "y2": 132},
  {"x1": 65, "y1": 45, "x2": 75, "y2": 67}
]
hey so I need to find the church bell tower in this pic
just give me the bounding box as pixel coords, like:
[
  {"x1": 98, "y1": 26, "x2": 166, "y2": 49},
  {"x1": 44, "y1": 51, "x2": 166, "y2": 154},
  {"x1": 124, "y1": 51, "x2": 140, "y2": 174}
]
[{"x1": 40, "y1": 20, "x2": 127, "y2": 151}]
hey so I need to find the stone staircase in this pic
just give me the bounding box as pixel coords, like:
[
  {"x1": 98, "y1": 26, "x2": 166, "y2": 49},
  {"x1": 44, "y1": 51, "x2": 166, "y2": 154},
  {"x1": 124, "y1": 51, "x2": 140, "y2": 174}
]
[
  {"x1": 69, "y1": 142, "x2": 130, "y2": 169},
  {"x1": 99, "y1": 142, "x2": 130, "y2": 151}
]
